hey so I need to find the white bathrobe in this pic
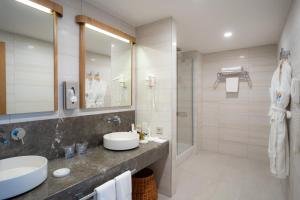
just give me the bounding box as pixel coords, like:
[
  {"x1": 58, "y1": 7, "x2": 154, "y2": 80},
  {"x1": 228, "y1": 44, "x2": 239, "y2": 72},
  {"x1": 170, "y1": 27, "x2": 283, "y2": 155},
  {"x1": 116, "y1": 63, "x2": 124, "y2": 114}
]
[{"x1": 268, "y1": 60, "x2": 291, "y2": 179}]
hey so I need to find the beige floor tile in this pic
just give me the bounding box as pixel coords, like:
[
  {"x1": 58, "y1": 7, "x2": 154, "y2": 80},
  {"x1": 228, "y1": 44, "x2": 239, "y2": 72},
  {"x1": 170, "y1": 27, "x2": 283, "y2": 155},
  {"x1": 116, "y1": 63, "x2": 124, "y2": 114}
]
[{"x1": 159, "y1": 151, "x2": 286, "y2": 200}]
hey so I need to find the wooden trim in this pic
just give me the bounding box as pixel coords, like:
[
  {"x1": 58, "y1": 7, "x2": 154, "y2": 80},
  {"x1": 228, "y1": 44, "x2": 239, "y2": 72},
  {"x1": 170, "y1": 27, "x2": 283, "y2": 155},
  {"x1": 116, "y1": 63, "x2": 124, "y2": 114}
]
[
  {"x1": 30, "y1": 0, "x2": 63, "y2": 17},
  {"x1": 53, "y1": 12, "x2": 58, "y2": 111},
  {"x1": 130, "y1": 44, "x2": 134, "y2": 106},
  {"x1": 0, "y1": 42, "x2": 6, "y2": 115},
  {"x1": 79, "y1": 24, "x2": 86, "y2": 108},
  {"x1": 76, "y1": 15, "x2": 136, "y2": 44}
]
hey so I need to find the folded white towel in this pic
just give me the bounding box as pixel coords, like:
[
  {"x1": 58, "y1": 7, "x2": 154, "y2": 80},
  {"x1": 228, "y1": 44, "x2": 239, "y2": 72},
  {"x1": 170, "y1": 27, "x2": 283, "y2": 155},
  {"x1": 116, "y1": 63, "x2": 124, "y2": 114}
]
[
  {"x1": 222, "y1": 66, "x2": 243, "y2": 73},
  {"x1": 94, "y1": 180, "x2": 116, "y2": 200},
  {"x1": 115, "y1": 171, "x2": 132, "y2": 200},
  {"x1": 226, "y1": 77, "x2": 239, "y2": 93}
]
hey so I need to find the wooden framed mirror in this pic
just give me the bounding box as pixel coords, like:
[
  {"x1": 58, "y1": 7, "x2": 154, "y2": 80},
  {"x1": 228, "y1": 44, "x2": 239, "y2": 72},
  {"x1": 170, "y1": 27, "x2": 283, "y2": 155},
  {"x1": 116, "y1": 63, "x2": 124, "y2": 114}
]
[
  {"x1": 76, "y1": 15, "x2": 135, "y2": 109},
  {"x1": 0, "y1": 0, "x2": 63, "y2": 115}
]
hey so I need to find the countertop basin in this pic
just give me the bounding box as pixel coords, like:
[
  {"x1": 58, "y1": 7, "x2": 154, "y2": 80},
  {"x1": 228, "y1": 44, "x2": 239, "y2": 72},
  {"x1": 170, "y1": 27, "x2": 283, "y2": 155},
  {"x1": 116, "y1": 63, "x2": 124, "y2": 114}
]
[
  {"x1": 0, "y1": 156, "x2": 48, "y2": 199},
  {"x1": 103, "y1": 132, "x2": 140, "y2": 150}
]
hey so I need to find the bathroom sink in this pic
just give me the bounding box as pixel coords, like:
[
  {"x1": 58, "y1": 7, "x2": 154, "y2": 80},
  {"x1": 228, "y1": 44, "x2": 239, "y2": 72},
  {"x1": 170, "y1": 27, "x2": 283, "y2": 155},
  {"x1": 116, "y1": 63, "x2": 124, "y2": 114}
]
[
  {"x1": 103, "y1": 132, "x2": 140, "y2": 150},
  {"x1": 0, "y1": 156, "x2": 48, "y2": 199}
]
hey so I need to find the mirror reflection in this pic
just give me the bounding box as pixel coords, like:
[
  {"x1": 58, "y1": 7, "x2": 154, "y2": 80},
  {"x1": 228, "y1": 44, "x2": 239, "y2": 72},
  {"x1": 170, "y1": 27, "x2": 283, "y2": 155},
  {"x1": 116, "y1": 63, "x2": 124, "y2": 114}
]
[
  {"x1": 0, "y1": 0, "x2": 54, "y2": 114},
  {"x1": 85, "y1": 27, "x2": 132, "y2": 108}
]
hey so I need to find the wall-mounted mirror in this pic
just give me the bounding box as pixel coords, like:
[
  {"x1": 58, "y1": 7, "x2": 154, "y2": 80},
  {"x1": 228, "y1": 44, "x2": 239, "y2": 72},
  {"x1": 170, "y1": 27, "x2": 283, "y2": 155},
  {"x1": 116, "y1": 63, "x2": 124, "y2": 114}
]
[
  {"x1": 76, "y1": 15, "x2": 135, "y2": 109},
  {"x1": 0, "y1": 0, "x2": 63, "y2": 115}
]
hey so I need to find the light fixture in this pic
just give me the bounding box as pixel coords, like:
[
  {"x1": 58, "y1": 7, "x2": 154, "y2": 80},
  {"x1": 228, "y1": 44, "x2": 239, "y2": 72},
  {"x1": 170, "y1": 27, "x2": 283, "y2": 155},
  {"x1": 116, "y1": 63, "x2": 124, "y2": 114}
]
[
  {"x1": 239, "y1": 55, "x2": 245, "y2": 59},
  {"x1": 111, "y1": 44, "x2": 115, "y2": 48},
  {"x1": 224, "y1": 32, "x2": 233, "y2": 38},
  {"x1": 15, "y1": 0, "x2": 52, "y2": 14},
  {"x1": 85, "y1": 23, "x2": 130, "y2": 43},
  {"x1": 27, "y1": 45, "x2": 35, "y2": 49}
]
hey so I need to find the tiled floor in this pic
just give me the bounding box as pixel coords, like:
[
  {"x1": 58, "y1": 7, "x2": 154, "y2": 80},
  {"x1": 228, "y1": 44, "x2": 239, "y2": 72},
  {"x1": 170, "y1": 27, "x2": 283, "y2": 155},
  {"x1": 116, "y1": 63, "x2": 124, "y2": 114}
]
[{"x1": 159, "y1": 151, "x2": 287, "y2": 200}]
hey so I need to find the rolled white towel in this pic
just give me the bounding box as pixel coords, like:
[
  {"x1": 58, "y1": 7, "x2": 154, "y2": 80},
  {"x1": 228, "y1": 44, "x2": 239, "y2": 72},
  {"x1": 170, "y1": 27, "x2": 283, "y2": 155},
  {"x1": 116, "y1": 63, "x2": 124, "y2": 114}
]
[{"x1": 221, "y1": 66, "x2": 243, "y2": 73}]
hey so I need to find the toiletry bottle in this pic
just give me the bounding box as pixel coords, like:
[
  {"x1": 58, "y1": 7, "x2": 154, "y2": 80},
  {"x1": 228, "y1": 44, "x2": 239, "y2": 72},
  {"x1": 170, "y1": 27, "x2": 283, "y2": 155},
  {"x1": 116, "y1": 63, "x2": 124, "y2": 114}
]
[{"x1": 136, "y1": 124, "x2": 144, "y2": 140}]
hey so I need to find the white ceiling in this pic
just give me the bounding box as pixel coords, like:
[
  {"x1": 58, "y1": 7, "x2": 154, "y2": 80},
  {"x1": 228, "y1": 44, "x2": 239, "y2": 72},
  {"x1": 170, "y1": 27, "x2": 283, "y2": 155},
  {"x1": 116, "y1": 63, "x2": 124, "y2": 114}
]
[{"x1": 87, "y1": 0, "x2": 292, "y2": 53}]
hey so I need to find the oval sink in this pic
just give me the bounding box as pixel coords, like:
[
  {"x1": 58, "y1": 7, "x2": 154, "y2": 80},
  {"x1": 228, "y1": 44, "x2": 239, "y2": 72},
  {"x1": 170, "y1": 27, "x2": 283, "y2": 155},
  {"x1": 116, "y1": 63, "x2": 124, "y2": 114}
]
[
  {"x1": 0, "y1": 156, "x2": 48, "y2": 199},
  {"x1": 104, "y1": 132, "x2": 139, "y2": 150}
]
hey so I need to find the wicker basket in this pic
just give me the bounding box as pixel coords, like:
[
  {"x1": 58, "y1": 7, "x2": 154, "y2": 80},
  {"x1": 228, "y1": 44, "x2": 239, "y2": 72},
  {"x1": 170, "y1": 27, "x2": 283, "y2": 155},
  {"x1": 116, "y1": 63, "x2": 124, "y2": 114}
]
[{"x1": 132, "y1": 168, "x2": 158, "y2": 200}]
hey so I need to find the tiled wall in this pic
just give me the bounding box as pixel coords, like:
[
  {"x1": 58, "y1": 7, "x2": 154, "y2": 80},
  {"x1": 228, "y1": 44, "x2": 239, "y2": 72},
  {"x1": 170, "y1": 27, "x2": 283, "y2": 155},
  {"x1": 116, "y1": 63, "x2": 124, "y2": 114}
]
[
  {"x1": 199, "y1": 45, "x2": 277, "y2": 161},
  {"x1": 0, "y1": 0, "x2": 135, "y2": 124},
  {"x1": 279, "y1": 0, "x2": 300, "y2": 199},
  {"x1": 136, "y1": 18, "x2": 177, "y2": 196}
]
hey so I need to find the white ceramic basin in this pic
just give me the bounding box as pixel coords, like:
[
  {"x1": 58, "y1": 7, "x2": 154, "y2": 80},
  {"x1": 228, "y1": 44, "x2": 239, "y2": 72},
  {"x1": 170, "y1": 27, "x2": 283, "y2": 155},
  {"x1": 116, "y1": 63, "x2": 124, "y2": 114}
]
[
  {"x1": 104, "y1": 132, "x2": 140, "y2": 150},
  {"x1": 0, "y1": 156, "x2": 48, "y2": 199}
]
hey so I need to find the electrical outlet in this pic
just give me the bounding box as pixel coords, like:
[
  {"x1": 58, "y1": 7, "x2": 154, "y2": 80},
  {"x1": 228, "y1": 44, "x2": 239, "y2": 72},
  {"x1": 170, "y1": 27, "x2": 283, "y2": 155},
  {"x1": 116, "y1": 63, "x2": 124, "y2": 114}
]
[{"x1": 156, "y1": 127, "x2": 163, "y2": 135}]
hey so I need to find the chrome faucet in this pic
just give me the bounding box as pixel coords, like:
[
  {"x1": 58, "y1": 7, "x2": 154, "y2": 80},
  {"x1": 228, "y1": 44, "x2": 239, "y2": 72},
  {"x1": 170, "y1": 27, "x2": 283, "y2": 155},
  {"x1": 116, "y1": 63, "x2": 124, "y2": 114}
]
[
  {"x1": 107, "y1": 115, "x2": 121, "y2": 125},
  {"x1": 0, "y1": 129, "x2": 9, "y2": 145},
  {"x1": 11, "y1": 128, "x2": 26, "y2": 144}
]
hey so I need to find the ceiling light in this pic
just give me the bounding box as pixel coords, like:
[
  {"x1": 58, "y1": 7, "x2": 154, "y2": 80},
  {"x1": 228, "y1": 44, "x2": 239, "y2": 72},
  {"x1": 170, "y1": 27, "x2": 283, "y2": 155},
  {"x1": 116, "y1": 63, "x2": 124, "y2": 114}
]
[
  {"x1": 15, "y1": 0, "x2": 52, "y2": 14},
  {"x1": 224, "y1": 32, "x2": 233, "y2": 38},
  {"x1": 85, "y1": 23, "x2": 130, "y2": 43},
  {"x1": 240, "y1": 55, "x2": 245, "y2": 59},
  {"x1": 27, "y1": 45, "x2": 34, "y2": 49}
]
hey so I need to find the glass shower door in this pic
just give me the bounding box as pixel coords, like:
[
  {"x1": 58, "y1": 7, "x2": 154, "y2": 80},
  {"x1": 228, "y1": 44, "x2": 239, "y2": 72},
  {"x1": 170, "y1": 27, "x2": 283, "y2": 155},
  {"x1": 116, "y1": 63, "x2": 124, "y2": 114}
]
[{"x1": 177, "y1": 52, "x2": 193, "y2": 155}]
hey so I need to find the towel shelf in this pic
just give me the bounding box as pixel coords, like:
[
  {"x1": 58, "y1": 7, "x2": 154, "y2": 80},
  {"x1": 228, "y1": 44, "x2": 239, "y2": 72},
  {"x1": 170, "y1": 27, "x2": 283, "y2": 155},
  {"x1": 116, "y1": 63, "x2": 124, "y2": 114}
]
[
  {"x1": 213, "y1": 70, "x2": 252, "y2": 89},
  {"x1": 79, "y1": 169, "x2": 137, "y2": 200}
]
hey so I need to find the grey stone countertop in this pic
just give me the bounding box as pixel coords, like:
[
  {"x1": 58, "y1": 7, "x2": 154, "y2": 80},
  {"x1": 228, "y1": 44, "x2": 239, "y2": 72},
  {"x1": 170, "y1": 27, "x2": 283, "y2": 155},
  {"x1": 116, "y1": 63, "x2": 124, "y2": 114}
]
[{"x1": 12, "y1": 141, "x2": 169, "y2": 200}]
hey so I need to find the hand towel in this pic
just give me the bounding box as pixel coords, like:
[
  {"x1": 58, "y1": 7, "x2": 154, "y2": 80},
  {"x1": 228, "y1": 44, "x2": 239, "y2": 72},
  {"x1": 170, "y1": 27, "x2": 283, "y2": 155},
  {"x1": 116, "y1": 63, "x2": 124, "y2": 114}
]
[
  {"x1": 226, "y1": 77, "x2": 239, "y2": 93},
  {"x1": 115, "y1": 171, "x2": 132, "y2": 200},
  {"x1": 94, "y1": 180, "x2": 116, "y2": 200}
]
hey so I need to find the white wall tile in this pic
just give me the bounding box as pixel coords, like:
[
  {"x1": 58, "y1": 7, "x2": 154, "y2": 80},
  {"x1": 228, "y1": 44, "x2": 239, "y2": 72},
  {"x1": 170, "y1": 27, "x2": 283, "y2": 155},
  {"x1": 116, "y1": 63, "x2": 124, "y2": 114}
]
[{"x1": 199, "y1": 45, "x2": 277, "y2": 161}]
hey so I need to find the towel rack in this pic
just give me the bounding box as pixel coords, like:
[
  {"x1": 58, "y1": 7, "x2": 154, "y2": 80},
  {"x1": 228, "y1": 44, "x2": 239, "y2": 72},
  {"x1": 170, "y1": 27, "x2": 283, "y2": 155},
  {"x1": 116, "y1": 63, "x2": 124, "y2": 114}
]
[
  {"x1": 213, "y1": 70, "x2": 252, "y2": 89},
  {"x1": 79, "y1": 169, "x2": 137, "y2": 200}
]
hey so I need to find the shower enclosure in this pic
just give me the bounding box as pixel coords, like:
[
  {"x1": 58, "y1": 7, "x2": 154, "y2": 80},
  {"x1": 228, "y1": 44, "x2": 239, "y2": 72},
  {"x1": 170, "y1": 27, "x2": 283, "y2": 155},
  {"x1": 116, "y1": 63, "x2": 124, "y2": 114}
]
[{"x1": 177, "y1": 50, "x2": 194, "y2": 155}]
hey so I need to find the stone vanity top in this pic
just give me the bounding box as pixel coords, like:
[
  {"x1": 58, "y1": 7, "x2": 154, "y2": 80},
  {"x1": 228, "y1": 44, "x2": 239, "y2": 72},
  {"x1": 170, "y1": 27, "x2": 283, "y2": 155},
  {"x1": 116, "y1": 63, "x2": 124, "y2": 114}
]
[{"x1": 13, "y1": 141, "x2": 169, "y2": 200}]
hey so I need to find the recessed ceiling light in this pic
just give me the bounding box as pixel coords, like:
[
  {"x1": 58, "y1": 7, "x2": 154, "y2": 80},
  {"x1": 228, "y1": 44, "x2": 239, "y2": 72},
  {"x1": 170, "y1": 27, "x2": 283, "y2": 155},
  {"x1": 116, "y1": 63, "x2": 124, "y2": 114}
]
[
  {"x1": 224, "y1": 32, "x2": 233, "y2": 38},
  {"x1": 240, "y1": 55, "x2": 245, "y2": 59},
  {"x1": 27, "y1": 45, "x2": 34, "y2": 49}
]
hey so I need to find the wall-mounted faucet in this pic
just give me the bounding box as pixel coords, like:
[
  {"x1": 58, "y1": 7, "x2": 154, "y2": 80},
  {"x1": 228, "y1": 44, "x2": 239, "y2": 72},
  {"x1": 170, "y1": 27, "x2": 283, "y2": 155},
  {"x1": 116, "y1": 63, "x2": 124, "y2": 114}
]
[
  {"x1": 0, "y1": 128, "x2": 9, "y2": 145},
  {"x1": 107, "y1": 115, "x2": 121, "y2": 125},
  {"x1": 11, "y1": 128, "x2": 26, "y2": 145}
]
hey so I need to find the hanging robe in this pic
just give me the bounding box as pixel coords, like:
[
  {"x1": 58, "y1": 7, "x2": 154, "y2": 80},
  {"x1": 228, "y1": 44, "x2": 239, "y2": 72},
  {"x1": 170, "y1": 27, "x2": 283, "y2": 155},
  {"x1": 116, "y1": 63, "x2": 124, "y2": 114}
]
[{"x1": 268, "y1": 60, "x2": 292, "y2": 179}]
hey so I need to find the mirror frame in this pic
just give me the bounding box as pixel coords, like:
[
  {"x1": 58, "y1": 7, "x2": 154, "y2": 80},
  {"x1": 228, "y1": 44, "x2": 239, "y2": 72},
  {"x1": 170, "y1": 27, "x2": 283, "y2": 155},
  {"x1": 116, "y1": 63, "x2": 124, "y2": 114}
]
[
  {"x1": 76, "y1": 15, "x2": 136, "y2": 109},
  {"x1": 0, "y1": 0, "x2": 63, "y2": 115}
]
